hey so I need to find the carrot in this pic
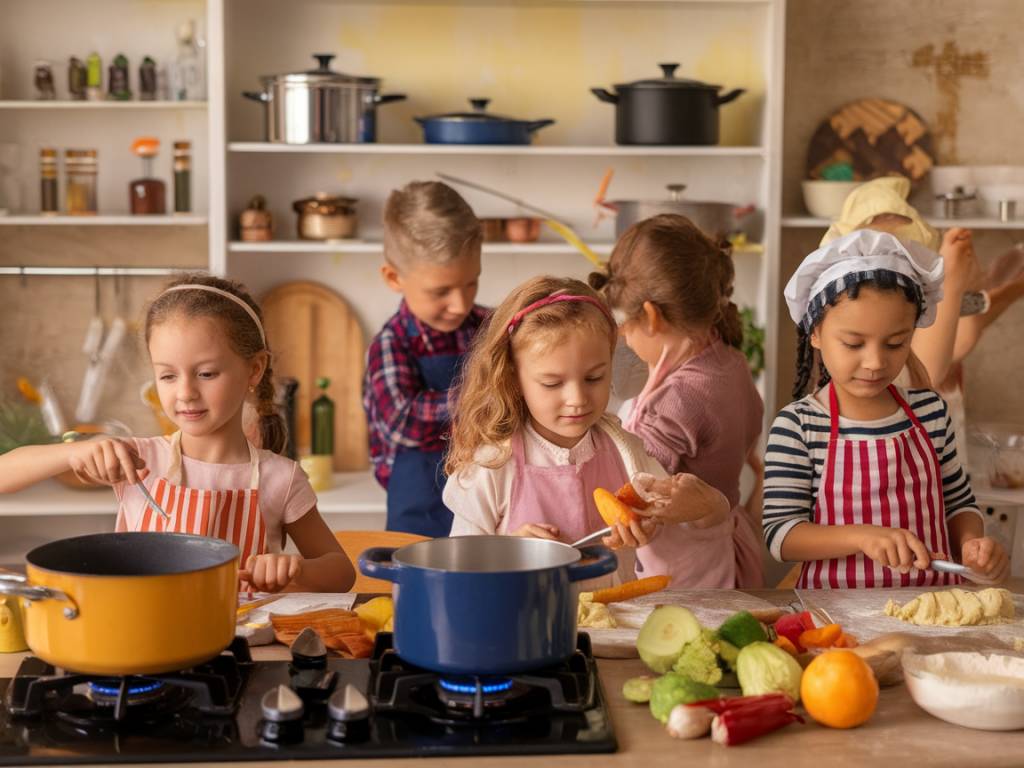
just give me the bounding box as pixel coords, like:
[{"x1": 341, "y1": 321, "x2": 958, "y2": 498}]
[
  {"x1": 590, "y1": 575, "x2": 670, "y2": 604},
  {"x1": 798, "y1": 623, "x2": 843, "y2": 649},
  {"x1": 615, "y1": 482, "x2": 651, "y2": 510},
  {"x1": 773, "y1": 635, "x2": 799, "y2": 657},
  {"x1": 594, "y1": 487, "x2": 638, "y2": 526}
]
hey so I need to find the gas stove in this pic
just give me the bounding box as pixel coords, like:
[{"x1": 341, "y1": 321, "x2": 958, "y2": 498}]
[{"x1": 0, "y1": 631, "x2": 616, "y2": 764}]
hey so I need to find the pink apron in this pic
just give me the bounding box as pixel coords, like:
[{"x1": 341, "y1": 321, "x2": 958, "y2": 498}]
[
  {"x1": 122, "y1": 432, "x2": 273, "y2": 587},
  {"x1": 798, "y1": 384, "x2": 957, "y2": 589}
]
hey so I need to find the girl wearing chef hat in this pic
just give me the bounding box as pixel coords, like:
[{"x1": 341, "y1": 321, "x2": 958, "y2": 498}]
[{"x1": 762, "y1": 230, "x2": 1008, "y2": 588}]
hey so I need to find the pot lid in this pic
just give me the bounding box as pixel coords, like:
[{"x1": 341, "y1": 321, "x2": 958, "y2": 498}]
[
  {"x1": 293, "y1": 192, "x2": 358, "y2": 214},
  {"x1": 262, "y1": 54, "x2": 379, "y2": 86},
  {"x1": 416, "y1": 98, "x2": 531, "y2": 124},
  {"x1": 614, "y1": 63, "x2": 720, "y2": 91}
]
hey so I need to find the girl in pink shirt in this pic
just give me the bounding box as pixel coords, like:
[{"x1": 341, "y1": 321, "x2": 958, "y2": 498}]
[
  {"x1": 591, "y1": 214, "x2": 765, "y2": 587},
  {"x1": 0, "y1": 274, "x2": 353, "y2": 593},
  {"x1": 443, "y1": 275, "x2": 731, "y2": 586}
]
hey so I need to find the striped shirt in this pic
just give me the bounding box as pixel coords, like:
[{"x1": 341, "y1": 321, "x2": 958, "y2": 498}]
[{"x1": 763, "y1": 388, "x2": 979, "y2": 561}]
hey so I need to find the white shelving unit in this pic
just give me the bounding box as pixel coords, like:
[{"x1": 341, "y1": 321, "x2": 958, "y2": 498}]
[
  {"x1": 227, "y1": 240, "x2": 617, "y2": 256},
  {"x1": 228, "y1": 142, "x2": 766, "y2": 158},
  {"x1": 782, "y1": 215, "x2": 1024, "y2": 230},
  {"x1": 0, "y1": 215, "x2": 208, "y2": 226},
  {"x1": 0, "y1": 101, "x2": 207, "y2": 110}
]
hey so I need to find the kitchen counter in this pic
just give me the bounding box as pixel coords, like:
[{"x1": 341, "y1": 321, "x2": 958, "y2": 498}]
[{"x1": 3, "y1": 586, "x2": 1024, "y2": 768}]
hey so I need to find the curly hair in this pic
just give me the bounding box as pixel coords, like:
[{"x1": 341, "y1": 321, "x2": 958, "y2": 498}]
[
  {"x1": 445, "y1": 276, "x2": 616, "y2": 478},
  {"x1": 145, "y1": 273, "x2": 287, "y2": 454},
  {"x1": 589, "y1": 213, "x2": 743, "y2": 348}
]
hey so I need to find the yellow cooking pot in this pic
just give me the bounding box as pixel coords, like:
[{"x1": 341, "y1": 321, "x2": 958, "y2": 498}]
[{"x1": 0, "y1": 532, "x2": 239, "y2": 675}]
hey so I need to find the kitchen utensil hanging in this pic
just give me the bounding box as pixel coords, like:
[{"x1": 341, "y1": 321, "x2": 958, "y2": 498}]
[
  {"x1": 75, "y1": 274, "x2": 127, "y2": 423},
  {"x1": 436, "y1": 172, "x2": 604, "y2": 268}
]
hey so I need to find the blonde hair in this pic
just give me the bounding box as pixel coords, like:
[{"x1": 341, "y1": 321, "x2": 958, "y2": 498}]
[
  {"x1": 383, "y1": 181, "x2": 482, "y2": 270},
  {"x1": 145, "y1": 273, "x2": 286, "y2": 454},
  {"x1": 445, "y1": 276, "x2": 616, "y2": 478}
]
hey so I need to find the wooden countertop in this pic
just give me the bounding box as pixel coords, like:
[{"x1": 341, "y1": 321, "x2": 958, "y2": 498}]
[{"x1": 3, "y1": 588, "x2": 1024, "y2": 767}]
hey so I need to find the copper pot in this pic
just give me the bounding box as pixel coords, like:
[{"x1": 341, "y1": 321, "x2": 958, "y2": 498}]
[{"x1": 293, "y1": 193, "x2": 358, "y2": 240}]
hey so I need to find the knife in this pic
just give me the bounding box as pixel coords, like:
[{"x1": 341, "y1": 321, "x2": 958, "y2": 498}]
[
  {"x1": 570, "y1": 526, "x2": 613, "y2": 549},
  {"x1": 929, "y1": 559, "x2": 971, "y2": 575}
]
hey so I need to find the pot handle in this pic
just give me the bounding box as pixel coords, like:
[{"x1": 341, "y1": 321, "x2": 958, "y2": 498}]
[
  {"x1": 590, "y1": 87, "x2": 619, "y2": 105},
  {"x1": 527, "y1": 119, "x2": 556, "y2": 133},
  {"x1": 717, "y1": 88, "x2": 745, "y2": 106},
  {"x1": 242, "y1": 90, "x2": 270, "y2": 104},
  {"x1": 0, "y1": 574, "x2": 79, "y2": 619},
  {"x1": 567, "y1": 546, "x2": 618, "y2": 583},
  {"x1": 358, "y1": 547, "x2": 400, "y2": 583},
  {"x1": 375, "y1": 93, "x2": 407, "y2": 106}
]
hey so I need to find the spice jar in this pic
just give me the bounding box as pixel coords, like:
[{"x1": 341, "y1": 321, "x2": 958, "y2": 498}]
[
  {"x1": 173, "y1": 140, "x2": 191, "y2": 213},
  {"x1": 65, "y1": 149, "x2": 98, "y2": 215},
  {"x1": 40, "y1": 148, "x2": 58, "y2": 215},
  {"x1": 239, "y1": 195, "x2": 273, "y2": 241},
  {"x1": 129, "y1": 137, "x2": 166, "y2": 215}
]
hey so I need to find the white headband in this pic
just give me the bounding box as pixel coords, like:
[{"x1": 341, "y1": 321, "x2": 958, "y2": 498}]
[{"x1": 161, "y1": 284, "x2": 266, "y2": 347}]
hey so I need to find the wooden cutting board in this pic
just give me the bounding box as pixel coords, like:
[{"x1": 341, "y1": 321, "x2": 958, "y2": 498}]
[{"x1": 261, "y1": 281, "x2": 368, "y2": 471}]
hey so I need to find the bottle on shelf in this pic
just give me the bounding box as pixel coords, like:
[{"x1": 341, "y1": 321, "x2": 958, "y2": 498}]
[
  {"x1": 129, "y1": 137, "x2": 166, "y2": 215},
  {"x1": 301, "y1": 376, "x2": 335, "y2": 492},
  {"x1": 173, "y1": 140, "x2": 191, "y2": 213},
  {"x1": 171, "y1": 19, "x2": 206, "y2": 101},
  {"x1": 86, "y1": 52, "x2": 103, "y2": 101},
  {"x1": 108, "y1": 54, "x2": 131, "y2": 101},
  {"x1": 40, "y1": 149, "x2": 58, "y2": 215},
  {"x1": 68, "y1": 57, "x2": 87, "y2": 101},
  {"x1": 65, "y1": 149, "x2": 98, "y2": 215},
  {"x1": 139, "y1": 56, "x2": 158, "y2": 101}
]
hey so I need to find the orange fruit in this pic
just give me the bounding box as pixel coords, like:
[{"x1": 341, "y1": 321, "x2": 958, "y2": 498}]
[{"x1": 801, "y1": 650, "x2": 878, "y2": 729}]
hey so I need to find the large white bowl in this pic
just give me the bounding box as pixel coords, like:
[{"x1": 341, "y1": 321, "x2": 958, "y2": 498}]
[
  {"x1": 902, "y1": 651, "x2": 1024, "y2": 731},
  {"x1": 801, "y1": 180, "x2": 862, "y2": 219}
]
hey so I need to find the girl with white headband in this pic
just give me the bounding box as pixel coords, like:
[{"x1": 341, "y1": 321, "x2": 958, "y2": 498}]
[
  {"x1": 0, "y1": 274, "x2": 354, "y2": 594},
  {"x1": 763, "y1": 230, "x2": 1008, "y2": 588},
  {"x1": 443, "y1": 275, "x2": 732, "y2": 588}
]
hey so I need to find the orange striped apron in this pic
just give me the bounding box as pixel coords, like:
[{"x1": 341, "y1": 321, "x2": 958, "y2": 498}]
[{"x1": 130, "y1": 432, "x2": 274, "y2": 584}]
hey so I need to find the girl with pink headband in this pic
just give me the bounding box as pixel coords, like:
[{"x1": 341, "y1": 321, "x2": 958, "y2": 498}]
[
  {"x1": 0, "y1": 274, "x2": 355, "y2": 594},
  {"x1": 444, "y1": 275, "x2": 730, "y2": 586}
]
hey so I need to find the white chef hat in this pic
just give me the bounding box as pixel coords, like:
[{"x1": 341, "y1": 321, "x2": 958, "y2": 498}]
[{"x1": 784, "y1": 229, "x2": 944, "y2": 332}]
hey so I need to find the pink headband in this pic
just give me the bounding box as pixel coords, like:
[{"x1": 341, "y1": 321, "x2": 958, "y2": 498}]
[{"x1": 507, "y1": 293, "x2": 616, "y2": 336}]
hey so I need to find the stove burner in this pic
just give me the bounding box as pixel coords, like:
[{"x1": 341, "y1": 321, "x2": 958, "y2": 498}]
[
  {"x1": 87, "y1": 679, "x2": 166, "y2": 703},
  {"x1": 435, "y1": 677, "x2": 526, "y2": 718},
  {"x1": 438, "y1": 677, "x2": 513, "y2": 695}
]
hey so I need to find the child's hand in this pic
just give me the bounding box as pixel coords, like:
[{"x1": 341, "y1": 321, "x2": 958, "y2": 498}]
[
  {"x1": 641, "y1": 473, "x2": 729, "y2": 526},
  {"x1": 601, "y1": 517, "x2": 660, "y2": 550},
  {"x1": 511, "y1": 523, "x2": 561, "y2": 541},
  {"x1": 856, "y1": 525, "x2": 931, "y2": 572},
  {"x1": 68, "y1": 438, "x2": 148, "y2": 486},
  {"x1": 961, "y1": 536, "x2": 1010, "y2": 584},
  {"x1": 240, "y1": 553, "x2": 302, "y2": 592},
  {"x1": 941, "y1": 227, "x2": 982, "y2": 292}
]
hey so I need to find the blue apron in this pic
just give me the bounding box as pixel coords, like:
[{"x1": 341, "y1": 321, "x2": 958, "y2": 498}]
[{"x1": 385, "y1": 318, "x2": 461, "y2": 537}]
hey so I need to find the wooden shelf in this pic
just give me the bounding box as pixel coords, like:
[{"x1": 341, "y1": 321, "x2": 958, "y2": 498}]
[
  {"x1": 228, "y1": 240, "x2": 616, "y2": 255},
  {"x1": 0, "y1": 100, "x2": 207, "y2": 110},
  {"x1": 0, "y1": 215, "x2": 209, "y2": 226},
  {"x1": 782, "y1": 215, "x2": 1024, "y2": 230},
  {"x1": 228, "y1": 142, "x2": 766, "y2": 158}
]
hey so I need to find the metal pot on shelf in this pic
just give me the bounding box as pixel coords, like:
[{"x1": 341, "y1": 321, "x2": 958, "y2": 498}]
[
  {"x1": 606, "y1": 183, "x2": 756, "y2": 239},
  {"x1": 293, "y1": 193, "x2": 358, "y2": 240},
  {"x1": 243, "y1": 54, "x2": 406, "y2": 144},
  {"x1": 591, "y1": 63, "x2": 744, "y2": 146},
  {"x1": 414, "y1": 98, "x2": 555, "y2": 145}
]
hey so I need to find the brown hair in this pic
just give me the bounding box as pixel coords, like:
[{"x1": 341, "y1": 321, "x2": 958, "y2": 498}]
[
  {"x1": 383, "y1": 181, "x2": 483, "y2": 269},
  {"x1": 589, "y1": 214, "x2": 743, "y2": 348},
  {"x1": 445, "y1": 276, "x2": 616, "y2": 478},
  {"x1": 145, "y1": 273, "x2": 286, "y2": 454}
]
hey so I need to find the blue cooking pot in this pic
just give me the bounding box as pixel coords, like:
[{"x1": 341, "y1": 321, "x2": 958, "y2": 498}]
[
  {"x1": 359, "y1": 536, "x2": 616, "y2": 675},
  {"x1": 415, "y1": 98, "x2": 555, "y2": 145}
]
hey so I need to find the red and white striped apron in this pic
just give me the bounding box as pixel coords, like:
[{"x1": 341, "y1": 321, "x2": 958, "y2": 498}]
[
  {"x1": 126, "y1": 432, "x2": 274, "y2": 586},
  {"x1": 798, "y1": 384, "x2": 958, "y2": 589}
]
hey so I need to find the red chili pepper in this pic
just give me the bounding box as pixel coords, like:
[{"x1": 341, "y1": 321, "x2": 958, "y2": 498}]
[
  {"x1": 687, "y1": 693, "x2": 794, "y2": 715},
  {"x1": 711, "y1": 706, "x2": 803, "y2": 746}
]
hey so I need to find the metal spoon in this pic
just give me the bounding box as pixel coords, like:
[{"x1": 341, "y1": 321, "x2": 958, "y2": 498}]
[
  {"x1": 570, "y1": 526, "x2": 612, "y2": 549},
  {"x1": 136, "y1": 480, "x2": 170, "y2": 522}
]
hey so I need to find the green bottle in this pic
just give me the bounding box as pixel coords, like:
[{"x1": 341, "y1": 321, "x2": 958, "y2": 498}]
[{"x1": 311, "y1": 377, "x2": 334, "y2": 456}]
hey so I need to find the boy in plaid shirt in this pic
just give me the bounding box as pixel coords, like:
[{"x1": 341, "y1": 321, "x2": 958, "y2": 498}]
[{"x1": 362, "y1": 181, "x2": 488, "y2": 536}]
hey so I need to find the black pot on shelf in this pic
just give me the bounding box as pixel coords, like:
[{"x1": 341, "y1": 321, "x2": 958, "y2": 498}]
[{"x1": 591, "y1": 63, "x2": 744, "y2": 146}]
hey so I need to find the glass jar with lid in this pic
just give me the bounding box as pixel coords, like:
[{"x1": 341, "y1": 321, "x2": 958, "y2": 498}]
[
  {"x1": 40, "y1": 148, "x2": 58, "y2": 214},
  {"x1": 65, "y1": 149, "x2": 98, "y2": 215}
]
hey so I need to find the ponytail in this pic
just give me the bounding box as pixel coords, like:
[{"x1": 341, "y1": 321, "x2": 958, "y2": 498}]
[{"x1": 255, "y1": 359, "x2": 288, "y2": 455}]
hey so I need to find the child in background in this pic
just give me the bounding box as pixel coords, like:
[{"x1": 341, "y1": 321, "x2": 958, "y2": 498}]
[
  {"x1": 0, "y1": 274, "x2": 354, "y2": 593},
  {"x1": 591, "y1": 214, "x2": 765, "y2": 587},
  {"x1": 363, "y1": 181, "x2": 489, "y2": 537},
  {"x1": 443, "y1": 275, "x2": 732, "y2": 587},
  {"x1": 764, "y1": 230, "x2": 1008, "y2": 588}
]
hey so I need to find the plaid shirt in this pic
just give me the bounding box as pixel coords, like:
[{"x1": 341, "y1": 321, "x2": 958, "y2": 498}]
[{"x1": 363, "y1": 301, "x2": 489, "y2": 488}]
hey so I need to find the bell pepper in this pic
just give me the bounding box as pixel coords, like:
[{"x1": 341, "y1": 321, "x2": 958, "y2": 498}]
[
  {"x1": 687, "y1": 693, "x2": 794, "y2": 716},
  {"x1": 834, "y1": 632, "x2": 859, "y2": 648},
  {"x1": 773, "y1": 635, "x2": 799, "y2": 657},
  {"x1": 798, "y1": 623, "x2": 842, "y2": 649},
  {"x1": 772, "y1": 611, "x2": 814, "y2": 652},
  {"x1": 594, "y1": 487, "x2": 638, "y2": 527}
]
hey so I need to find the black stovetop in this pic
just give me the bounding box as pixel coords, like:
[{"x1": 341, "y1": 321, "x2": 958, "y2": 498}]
[{"x1": 0, "y1": 632, "x2": 616, "y2": 764}]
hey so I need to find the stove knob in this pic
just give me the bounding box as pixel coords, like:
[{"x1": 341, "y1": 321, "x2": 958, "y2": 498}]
[
  {"x1": 290, "y1": 627, "x2": 327, "y2": 669},
  {"x1": 259, "y1": 685, "x2": 305, "y2": 744},
  {"x1": 327, "y1": 684, "x2": 370, "y2": 743}
]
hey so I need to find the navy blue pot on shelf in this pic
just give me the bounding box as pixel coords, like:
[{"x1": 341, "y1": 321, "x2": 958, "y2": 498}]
[
  {"x1": 414, "y1": 98, "x2": 555, "y2": 145},
  {"x1": 359, "y1": 536, "x2": 616, "y2": 675}
]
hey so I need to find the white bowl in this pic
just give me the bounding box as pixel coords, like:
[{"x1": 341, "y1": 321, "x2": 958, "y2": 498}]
[
  {"x1": 902, "y1": 651, "x2": 1024, "y2": 731},
  {"x1": 801, "y1": 180, "x2": 862, "y2": 219}
]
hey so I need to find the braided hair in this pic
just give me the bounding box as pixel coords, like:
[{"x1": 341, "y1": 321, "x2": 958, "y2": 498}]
[{"x1": 791, "y1": 269, "x2": 925, "y2": 399}]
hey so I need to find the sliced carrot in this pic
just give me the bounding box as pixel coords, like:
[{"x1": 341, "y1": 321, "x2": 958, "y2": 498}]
[
  {"x1": 593, "y1": 487, "x2": 637, "y2": 526},
  {"x1": 834, "y1": 632, "x2": 859, "y2": 648},
  {"x1": 590, "y1": 575, "x2": 669, "y2": 604},
  {"x1": 798, "y1": 623, "x2": 843, "y2": 649},
  {"x1": 773, "y1": 635, "x2": 799, "y2": 657},
  {"x1": 615, "y1": 482, "x2": 651, "y2": 510}
]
